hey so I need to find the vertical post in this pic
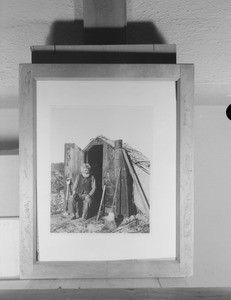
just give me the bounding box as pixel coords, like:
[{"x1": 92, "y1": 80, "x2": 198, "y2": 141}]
[
  {"x1": 114, "y1": 139, "x2": 129, "y2": 217},
  {"x1": 83, "y1": 0, "x2": 127, "y2": 44},
  {"x1": 83, "y1": 0, "x2": 127, "y2": 28},
  {"x1": 114, "y1": 140, "x2": 123, "y2": 216},
  {"x1": 114, "y1": 139, "x2": 123, "y2": 180}
]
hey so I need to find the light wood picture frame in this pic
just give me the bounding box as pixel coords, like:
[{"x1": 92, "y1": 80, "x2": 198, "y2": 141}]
[{"x1": 19, "y1": 63, "x2": 194, "y2": 279}]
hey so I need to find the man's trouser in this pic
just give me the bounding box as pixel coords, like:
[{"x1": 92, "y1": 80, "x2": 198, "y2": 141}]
[{"x1": 69, "y1": 194, "x2": 92, "y2": 219}]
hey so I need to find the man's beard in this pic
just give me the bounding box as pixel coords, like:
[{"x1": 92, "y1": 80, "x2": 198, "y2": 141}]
[{"x1": 82, "y1": 173, "x2": 90, "y2": 178}]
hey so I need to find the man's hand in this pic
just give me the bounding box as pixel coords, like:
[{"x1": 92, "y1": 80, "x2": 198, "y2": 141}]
[
  {"x1": 66, "y1": 178, "x2": 71, "y2": 185},
  {"x1": 62, "y1": 211, "x2": 68, "y2": 218},
  {"x1": 84, "y1": 194, "x2": 91, "y2": 201}
]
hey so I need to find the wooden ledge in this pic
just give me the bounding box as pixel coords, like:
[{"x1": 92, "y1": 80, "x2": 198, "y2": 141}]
[
  {"x1": 30, "y1": 44, "x2": 176, "y2": 64},
  {"x1": 0, "y1": 288, "x2": 230, "y2": 300}
]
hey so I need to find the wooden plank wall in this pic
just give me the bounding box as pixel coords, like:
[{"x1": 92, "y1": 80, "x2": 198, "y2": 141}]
[
  {"x1": 1, "y1": 288, "x2": 231, "y2": 299},
  {"x1": 102, "y1": 143, "x2": 115, "y2": 209},
  {"x1": 64, "y1": 144, "x2": 84, "y2": 182}
]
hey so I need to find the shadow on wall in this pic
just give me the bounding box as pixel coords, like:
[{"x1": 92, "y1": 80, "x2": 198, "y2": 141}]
[
  {"x1": 0, "y1": 98, "x2": 19, "y2": 153},
  {"x1": 126, "y1": 22, "x2": 166, "y2": 44},
  {"x1": 1, "y1": 20, "x2": 166, "y2": 152},
  {"x1": 0, "y1": 142, "x2": 19, "y2": 154},
  {"x1": 38, "y1": 21, "x2": 168, "y2": 63},
  {"x1": 46, "y1": 20, "x2": 166, "y2": 45},
  {"x1": 46, "y1": 20, "x2": 85, "y2": 45}
]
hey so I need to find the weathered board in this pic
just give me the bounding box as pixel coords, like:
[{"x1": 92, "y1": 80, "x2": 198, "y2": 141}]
[
  {"x1": 1, "y1": 288, "x2": 231, "y2": 300},
  {"x1": 64, "y1": 144, "x2": 84, "y2": 211},
  {"x1": 102, "y1": 142, "x2": 116, "y2": 209}
]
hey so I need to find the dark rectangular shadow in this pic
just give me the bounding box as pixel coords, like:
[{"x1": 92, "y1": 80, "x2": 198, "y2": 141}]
[{"x1": 32, "y1": 50, "x2": 176, "y2": 64}]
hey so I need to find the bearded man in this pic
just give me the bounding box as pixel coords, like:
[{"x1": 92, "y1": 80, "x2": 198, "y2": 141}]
[{"x1": 70, "y1": 163, "x2": 96, "y2": 220}]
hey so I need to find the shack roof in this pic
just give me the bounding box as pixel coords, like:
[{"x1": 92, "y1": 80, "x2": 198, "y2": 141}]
[
  {"x1": 83, "y1": 135, "x2": 115, "y2": 152},
  {"x1": 84, "y1": 135, "x2": 150, "y2": 175}
]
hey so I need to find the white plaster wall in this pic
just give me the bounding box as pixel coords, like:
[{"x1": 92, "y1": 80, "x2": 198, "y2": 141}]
[
  {"x1": 0, "y1": 219, "x2": 19, "y2": 278},
  {"x1": 1, "y1": 0, "x2": 231, "y2": 286},
  {"x1": 0, "y1": 155, "x2": 19, "y2": 216},
  {"x1": 188, "y1": 106, "x2": 231, "y2": 287}
]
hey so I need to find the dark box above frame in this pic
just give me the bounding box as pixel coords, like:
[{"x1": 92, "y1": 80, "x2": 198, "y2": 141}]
[{"x1": 31, "y1": 44, "x2": 176, "y2": 64}]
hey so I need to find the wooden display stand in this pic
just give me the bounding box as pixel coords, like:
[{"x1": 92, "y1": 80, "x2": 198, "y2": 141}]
[
  {"x1": 83, "y1": 0, "x2": 127, "y2": 28},
  {"x1": 31, "y1": 0, "x2": 176, "y2": 64},
  {"x1": 24, "y1": 0, "x2": 187, "y2": 288}
]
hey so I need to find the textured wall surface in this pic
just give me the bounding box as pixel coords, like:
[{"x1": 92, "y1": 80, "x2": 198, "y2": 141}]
[
  {"x1": 1, "y1": 0, "x2": 231, "y2": 108},
  {"x1": 0, "y1": 219, "x2": 19, "y2": 277},
  {"x1": 0, "y1": 155, "x2": 19, "y2": 216},
  {"x1": 0, "y1": 0, "x2": 231, "y2": 286},
  {"x1": 188, "y1": 106, "x2": 231, "y2": 287}
]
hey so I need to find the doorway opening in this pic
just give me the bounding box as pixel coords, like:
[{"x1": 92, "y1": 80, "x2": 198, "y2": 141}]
[{"x1": 85, "y1": 145, "x2": 103, "y2": 217}]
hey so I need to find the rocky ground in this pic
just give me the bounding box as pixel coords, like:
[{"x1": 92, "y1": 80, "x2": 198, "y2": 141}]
[
  {"x1": 50, "y1": 213, "x2": 149, "y2": 234},
  {"x1": 50, "y1": 191, "x2": 149, "y2": 234}
]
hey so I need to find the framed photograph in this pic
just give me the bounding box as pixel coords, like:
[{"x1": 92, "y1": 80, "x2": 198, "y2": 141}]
[{"x1": 19, "y1": 63, "x2": 194, "y2": 279}]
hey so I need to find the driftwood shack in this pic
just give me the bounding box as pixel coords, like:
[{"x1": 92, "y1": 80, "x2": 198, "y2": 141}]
[{"x1": 64, "y1": 136, "x2": 150, "y2": 219}]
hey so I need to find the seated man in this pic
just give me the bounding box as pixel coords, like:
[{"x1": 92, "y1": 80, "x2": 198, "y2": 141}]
[{"x1": 70, "y1": 163, "x2": 96, "y2": 220}]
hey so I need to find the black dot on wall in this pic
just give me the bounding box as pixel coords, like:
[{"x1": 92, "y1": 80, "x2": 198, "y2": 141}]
[{"x1": 226, "y1": 105, "x2": 231, "y2": 120}]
